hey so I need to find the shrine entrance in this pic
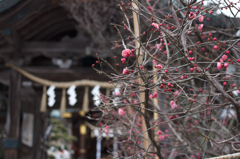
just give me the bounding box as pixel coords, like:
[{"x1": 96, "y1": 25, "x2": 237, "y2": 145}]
[{"x1": 0, "y1": 0, "x2": 115, "y2": 158}]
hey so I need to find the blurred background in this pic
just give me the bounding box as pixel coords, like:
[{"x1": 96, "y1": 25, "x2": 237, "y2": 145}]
[{"x1": 0, "y1": 0, "x2": 125, "y2": 158}]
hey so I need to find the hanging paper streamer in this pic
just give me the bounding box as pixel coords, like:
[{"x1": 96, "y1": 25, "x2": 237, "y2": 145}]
[
  {"x1": 67, "y1": 85, "x2": 77, "y2": 106},
  {"x1": 6, "y1": 63, "x2": 115, "y2": 114},
  {"x1": 113, "y1": 136, "x2": 118, "y2": 158},
  {"x1": 96, "y1": 132, "x2": 101, "y2": 159},
  {"x1": 112, "y1": 87, "x2": 121, "y2": 106},
  {"x1": 82, "y1": 86, "x2": 89, "y2": 112},
  {"x1": 60, "y1": 88, "x2": 66, "y2": 114},
  {"x1": 47, "y1": 85, "x2": 56, "y2": 107},
  {"x1": 40, "y1": 86, "x2": 47, "y2": 112},
  {"x1": 220, "y1": 106, "x2": 236, "y2": 119},
  {"x1": 91, "y1": 85, "x2": 100, "y2": 106},
  {"x1": 112, "y1": 87, "x2": 120, "y2": 95}
]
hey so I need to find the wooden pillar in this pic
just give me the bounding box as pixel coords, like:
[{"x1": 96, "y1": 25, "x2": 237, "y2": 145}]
[
  {"x1": 153, "y1": 65, "x2": 159, "y2": 159},
  {"x1": 132, "y1": 1, "x2": 150, "y2": 152},
  {"x1": 4, "y1": 70, "x2": 21, "y2": 159},
  {"x1": 34, "y1": 97, "x2": 42, "y2": 159},
  {"x1": 79, "y1": 124, "x2": 86, "y2": 159}
]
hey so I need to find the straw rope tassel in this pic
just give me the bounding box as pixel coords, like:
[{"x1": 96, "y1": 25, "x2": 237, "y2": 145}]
[
  {"x1": 82, "y1": 86, "x2": 89, "y2": 113},
  {"x1": 40, "y1": 86, "x2": 47, "y2": 112},
  {"x1": 60, "y1": 88, "x2": 66, "y2": 114},
  {"x1": 6, "y1": 63, "x2": 114, "y2": 88}
]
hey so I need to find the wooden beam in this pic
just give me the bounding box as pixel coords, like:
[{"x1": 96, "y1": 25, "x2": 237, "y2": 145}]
[
  {"x1": 2, "y1": 30, "x2": 22, "y2": 57},
  {"x1": 0, "y1": 42, "x2": 85, "y2": 55},
  {"x1": 19, "y1": 9, "x2": 72, "y2": 37},
  {"x1": 0, "y1": 41, "x2": 111, "y2": 59},
  {"x1": 4, "y1": 70, "x2": 21, "y2": 159},
  {"x1": 23, "y1": 67, "x2": 112, "y2": 83},
  {"x1": 24, "y1": 19, "x2": 75, "y2": 40},
  {"x1": 0, "y1": 0, "x2": 32, "y2": 27}
]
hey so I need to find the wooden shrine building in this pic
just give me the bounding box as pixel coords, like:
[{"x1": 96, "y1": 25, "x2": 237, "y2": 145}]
[{"x1": 0, "y1": 0, "x2": 118, "y2": 158}]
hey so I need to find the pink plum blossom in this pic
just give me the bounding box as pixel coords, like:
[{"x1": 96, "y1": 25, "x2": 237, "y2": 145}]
[
  {"x1": 156, "y1": 43, "x2": 162, "y2": 51},
  {"x1": 149, "y1": 94, "x2": 153, "y2": 99},
  {"x1": 198, "y1": 24, "x2": 204, "y2": 30},
  {"x1": 222, "y1": 55, "x2": 227, "y2": 60},
  {"x1": 121, "y1": 58, "x2": 126, "y2": 63},
  {"x1": 153, "y1": 92, "x2": 158, "y2": 98},
  {"x1": 155, "y1": 64, "x2": 163, "y2": 69},
  {"x1": 118, "y1": 108, "x2": 126, "y2": 116},
  {"x1": 157, "y1": 130, "x2": 162, "y2": 135},
  {"x1": 198, "y1": 15, "x2": 204, "y2": 22},
  {"x1": 189, "y1": 12, "x2": 196, "y2": 20},
  {"x1": 217, "y1": 62, "x2": 222, "y2": 70},
  {"x1": 170, "y1": 100, "x2": 177, "y2": 109},
  {"x1": 174, "y1": 90, "x2": 179, "y2": 96},
  {"x1": 122, "y1": 49, "x2": 131, "y2": 58},
  {"x1": 159, "y1": 135, "x2": 165, "y2": 140},
  {"x1": 151, "y1": 23, "x2": 159, "y2": 29},
  {"x1": 224, "y1": 63, "x2": 229, "y2": 67},
  {"x1": 153, "y1": 59, "x2": 157, "y2": 64},
  {"x1": 123, "y1": 68, "x2": 129, "y2": 74}
]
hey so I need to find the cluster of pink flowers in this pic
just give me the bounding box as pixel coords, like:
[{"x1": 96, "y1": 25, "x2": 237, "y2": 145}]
[
  {"x1": 158, "y1": 130, "x2": 169, "y2": 140},
  {"x1": 188, "y1": 12, "x2": 196, "y2": 20},
  {"x1": 217, "y1": 54, "x2": 229, "y2": 70},
  {"x1": 170, "y1": 100, "x2": 178, "y2": 109},
  {"x1": 149, "y1": 92, "x2": 158, "y2": 99},
  {"x1": 195, "y1": 14, "x2": 204, "y2": 31},
  {"x1": 198, "y1": 15, "x2": 204, "y2": 31},
  {"x1": 104, "y1": 126, "x2": 110, "y2": 133},
  {"x1": 121, "y1": 49, "x2": 134, "y2": 64},
  {"x1": 157, "y1": 130, "x2": 164, "y2": 140},
  {"x1": 122, "y1": 49, "x2": 131, "y2": 58},
  {"x1": 156, "y1": 43, "x2": 162, "y2": 51}
]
